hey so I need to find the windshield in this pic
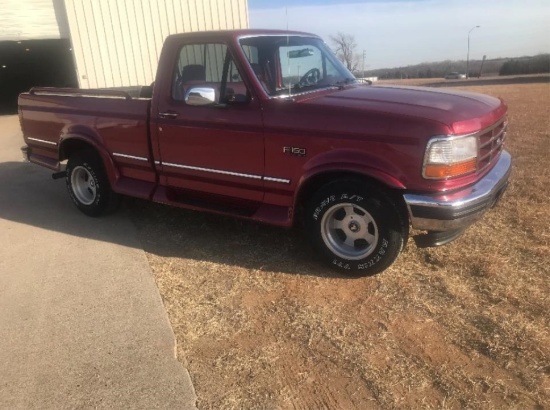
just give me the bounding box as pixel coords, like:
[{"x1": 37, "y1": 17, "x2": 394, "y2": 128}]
[{"x1": 239, "y1": 35, "x2": 356, "y2": 97}]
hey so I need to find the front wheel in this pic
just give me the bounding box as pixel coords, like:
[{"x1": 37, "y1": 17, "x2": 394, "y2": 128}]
[
  {"x1": 66, "y1": 151, "x2": 118, "y2": 216},
  {"x1": 305, "y1": 180, "x2": 407, "y2": 276}
]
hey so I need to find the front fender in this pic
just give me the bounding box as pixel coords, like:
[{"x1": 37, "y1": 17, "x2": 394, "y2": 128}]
[
  {"x1": 293, "y1": 149, "x2": 407, "y2": 216},
  {"x1": 302, "y1": 148, "x2": 406, "y2": 188}
]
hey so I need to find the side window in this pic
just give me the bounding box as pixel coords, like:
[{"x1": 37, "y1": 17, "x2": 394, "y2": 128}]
[
  {"x1": 227, "y1": 59, "x2": 241, "y2": 83},
  {"x1": 172, "y1": 43, "x2": 249, "y2": 104}
]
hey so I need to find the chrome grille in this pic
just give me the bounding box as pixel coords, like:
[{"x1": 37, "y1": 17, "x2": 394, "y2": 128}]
[{"x1": 477, "y1": 118, "x2": 507, "y2": 173}]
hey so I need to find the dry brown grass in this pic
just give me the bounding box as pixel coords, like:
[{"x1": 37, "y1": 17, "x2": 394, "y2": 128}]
[{"x1": 130, "y1": 80, "x2": 550, "y2": 409}]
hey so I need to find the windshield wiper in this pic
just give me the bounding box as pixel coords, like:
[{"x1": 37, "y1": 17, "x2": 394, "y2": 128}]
[
  {"x1": 287, "y1": 77, "x2": 357, "y2": 95},
  {"x1": 331, "y1": 78, "x2": 357, "y2": 88},
  {"x1": 292, "y1": 83, "x2": 319, "y2": 91}
]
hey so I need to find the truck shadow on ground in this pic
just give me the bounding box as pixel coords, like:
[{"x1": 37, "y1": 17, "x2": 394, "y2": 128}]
[
  {"x1": 0, "y1": 160, "x2": 335, "y2": 278},
  {"x1": 125, "y1": 197, "x2": 339, "y2": 278},
  {"x1": 0, "y1": 160, "x2": 144, "y2": 249}
]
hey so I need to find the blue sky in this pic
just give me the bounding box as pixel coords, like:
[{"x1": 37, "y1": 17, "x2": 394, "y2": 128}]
[
  {"x1": 248, "y1": 0, "x2": 550, "y2": 69},
  {"x1": 250, "y1": 0, "x2": 393, "y2": 8}
]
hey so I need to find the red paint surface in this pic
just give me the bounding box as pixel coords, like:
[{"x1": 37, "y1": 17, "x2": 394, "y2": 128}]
[{"x1": 18, "y1": 30, "x2": 507, "y2": 227}]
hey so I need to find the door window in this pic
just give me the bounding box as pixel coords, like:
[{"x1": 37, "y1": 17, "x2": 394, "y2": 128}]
[{"x1": 172, "y1": 43, "x2": 249, "y2": 103}]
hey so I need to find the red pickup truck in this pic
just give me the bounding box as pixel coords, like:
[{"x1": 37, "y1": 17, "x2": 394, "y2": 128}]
[{"x1": 18, "y1": 29, "x2": 511, "y2": 275}]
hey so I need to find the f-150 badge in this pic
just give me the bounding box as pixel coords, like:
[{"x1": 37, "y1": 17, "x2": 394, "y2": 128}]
[{"x1": 283, "y1": 146, "x2": 306, "y2": 157}]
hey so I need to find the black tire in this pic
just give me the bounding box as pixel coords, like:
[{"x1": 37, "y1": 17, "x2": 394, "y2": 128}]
[
  {"x1": 305, "y1": 179, "x2": 407, "y2": 276},
  {"x1": 66, "y1": 151, "x2": 119, "y2": 217}
]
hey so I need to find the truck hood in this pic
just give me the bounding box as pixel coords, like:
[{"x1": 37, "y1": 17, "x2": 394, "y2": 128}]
[{"x1": 303, "y1": 85, "x2": 507, "y2": 134}]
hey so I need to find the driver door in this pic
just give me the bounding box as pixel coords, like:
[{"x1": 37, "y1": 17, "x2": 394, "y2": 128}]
[{"x1": 155, "y1": 42, "x2": 265, "y2": 207}]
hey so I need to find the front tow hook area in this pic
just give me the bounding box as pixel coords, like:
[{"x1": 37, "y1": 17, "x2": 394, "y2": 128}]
[
  {"x1": 413, "y1": 228, "x2": 467, "y2": 248},
  {"x1": 52, "y1": 171, "x2": 67, "y2": 180}
]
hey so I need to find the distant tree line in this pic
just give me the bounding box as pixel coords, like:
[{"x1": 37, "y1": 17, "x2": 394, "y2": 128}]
[
  {"x1": 499, "y1": 54, "x2": 550, "y2": 75},
  {"x1": 363, "y1": 59, "x2": 492, "y2": 79},
  {"x1": 361, "y1": 54, "x2": 550, "y2": 79},
  {"x1": 329, "y1": 32, "x2": 550, "y2": 80}
]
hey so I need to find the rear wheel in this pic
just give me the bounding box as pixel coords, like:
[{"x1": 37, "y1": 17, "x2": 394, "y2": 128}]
[
  {"x1": 66, "y1": 151, "x2": 118, "y2": 216},
  {"x1": 305, "y1": 179, "x2": 406, "y2": 276}
]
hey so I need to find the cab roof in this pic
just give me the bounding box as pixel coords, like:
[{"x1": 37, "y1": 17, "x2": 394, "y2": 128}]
[{"x1": 166, "y1": 29, "x2": 320, "y2": 42}]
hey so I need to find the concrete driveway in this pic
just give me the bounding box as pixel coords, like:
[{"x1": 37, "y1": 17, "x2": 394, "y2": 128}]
[{"x1": 0, "y1": 115, "x2": 196, "y2": 409}]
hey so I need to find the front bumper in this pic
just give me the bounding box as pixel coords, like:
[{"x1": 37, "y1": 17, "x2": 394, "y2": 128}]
[{"x1": 404, "y1": 150, "x2": 512, "y2": 233}]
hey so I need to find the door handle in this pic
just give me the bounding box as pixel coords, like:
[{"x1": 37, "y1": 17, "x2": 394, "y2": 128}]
[{"x1": 159, "y1": 111, "x2": 179, "y2": 119}]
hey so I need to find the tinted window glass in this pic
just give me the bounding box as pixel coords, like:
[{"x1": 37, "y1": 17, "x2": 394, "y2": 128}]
[
  {"x1": 172, "y1": 43, "x2": 249, "y2": 103},
  {"x1": 240, "y1": 36, "x2": 354, "y2": 97}
]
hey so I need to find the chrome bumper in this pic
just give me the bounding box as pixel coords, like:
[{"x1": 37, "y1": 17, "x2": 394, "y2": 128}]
[{"x1": 404, "y1": 150, "x2": 512, "y2": 232}]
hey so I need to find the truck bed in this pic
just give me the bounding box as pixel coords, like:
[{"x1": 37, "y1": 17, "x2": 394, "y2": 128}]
[{"x1": 19, "y1": 87, "x2": 157, "y2": 198}]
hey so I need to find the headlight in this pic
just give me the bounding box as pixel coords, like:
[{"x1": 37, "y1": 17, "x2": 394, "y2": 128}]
[{"x1": 423, "y1": 135, "x2": 478, "y2": 179}]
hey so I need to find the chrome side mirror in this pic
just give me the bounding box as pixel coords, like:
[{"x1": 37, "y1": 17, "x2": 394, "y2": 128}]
[{"x1": 185, "y1": 87, "x2": 216, "y2": 106}]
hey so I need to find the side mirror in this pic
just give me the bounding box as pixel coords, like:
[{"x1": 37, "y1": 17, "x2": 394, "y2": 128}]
[{"x1": 185, "y1": 87, "x2": 216, "y2": 106}]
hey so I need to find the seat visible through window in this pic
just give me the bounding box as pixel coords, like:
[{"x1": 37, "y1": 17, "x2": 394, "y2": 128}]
[
  {"x1": 181, "y1": 64, "x2": 205, "y2": 83},
  {"x1": 250, "y1": 63, "x2": 272, "y2": 94}
]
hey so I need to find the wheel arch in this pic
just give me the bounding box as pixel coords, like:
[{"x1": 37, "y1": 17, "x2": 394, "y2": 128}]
[
  {"x1": 59, "y1": 135, "x2": 119, "y2": 186},
  {"x1": 293, "y1": 167, "x2": 409, "y2": 232}
]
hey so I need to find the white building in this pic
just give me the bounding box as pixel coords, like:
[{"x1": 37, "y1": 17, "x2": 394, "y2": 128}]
[{"x1": 0, "y1": 0, "x2": 249, "y2": 89}]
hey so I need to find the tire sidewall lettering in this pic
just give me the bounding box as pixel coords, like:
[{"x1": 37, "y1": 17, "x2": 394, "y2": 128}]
[
  {"x1": 312, "y1": 193, "x2": 364, "y2": 221},
  {"x1": 339, "y1": 193, "x2": 363, "y2": 202},
  {"x1": 332, "y1": 259, "x2": 351, "y2": 270},
  {"x1": 315, "y1": 192, "x2": 388, "y2": 270},
  {"x1": 82, "y1": 162, "x2": 102, "y2": 206},
  {"x1": 330, "y1": 236, "x2": 390, "y2": 271},
  {"x1": 312, "y1": 195, "x2": 336, "y2": 220},
  {"x1": 68, "y1": 160, "x2": 102, "y2": 209},
  {"x1": 306, "y1": 181, "x2": 404, "y2": 276},
  {"x1": 357, "y1": 237, "x2": 389, "y2": 270}
]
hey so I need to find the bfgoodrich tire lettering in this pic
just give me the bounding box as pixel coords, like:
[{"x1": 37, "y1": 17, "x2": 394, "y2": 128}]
[
  {"x1": 66, "y1": 151, "x2": 118, "y2": 217},
  {"x1": 305, "y1": 180, "x2": 406, "y2": 276}
]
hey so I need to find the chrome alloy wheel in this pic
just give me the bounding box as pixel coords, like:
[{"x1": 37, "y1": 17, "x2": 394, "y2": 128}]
[
  {"x1": 70, "y1": 166, "x2": 97, "y2": 205},
  {"x1": 320, "y1": 203, "x2": 379, "y2": 260}
]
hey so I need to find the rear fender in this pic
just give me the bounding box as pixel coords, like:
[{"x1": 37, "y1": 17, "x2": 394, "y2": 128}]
[{"x1": 59, "y1": 130, "x2": 119, "y2": 185}]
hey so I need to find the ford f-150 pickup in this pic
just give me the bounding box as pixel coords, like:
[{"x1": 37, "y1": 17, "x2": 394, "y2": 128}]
[{"x1": 18, "y1": 29, "x2": 511, "y2": 275}]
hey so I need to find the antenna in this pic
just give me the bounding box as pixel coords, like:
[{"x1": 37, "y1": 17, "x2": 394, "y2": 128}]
[
  {"x1": 286, "y1": 7, "x2": 291, "y2": 96},
  {"x1": 285, "y1": 6, "x2": 289, "y2": 31}
]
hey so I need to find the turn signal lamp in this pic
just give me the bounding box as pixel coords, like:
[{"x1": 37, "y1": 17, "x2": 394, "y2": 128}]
[{"x1": 423, "y1": 136, "x2": 478, "y2": 179}]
